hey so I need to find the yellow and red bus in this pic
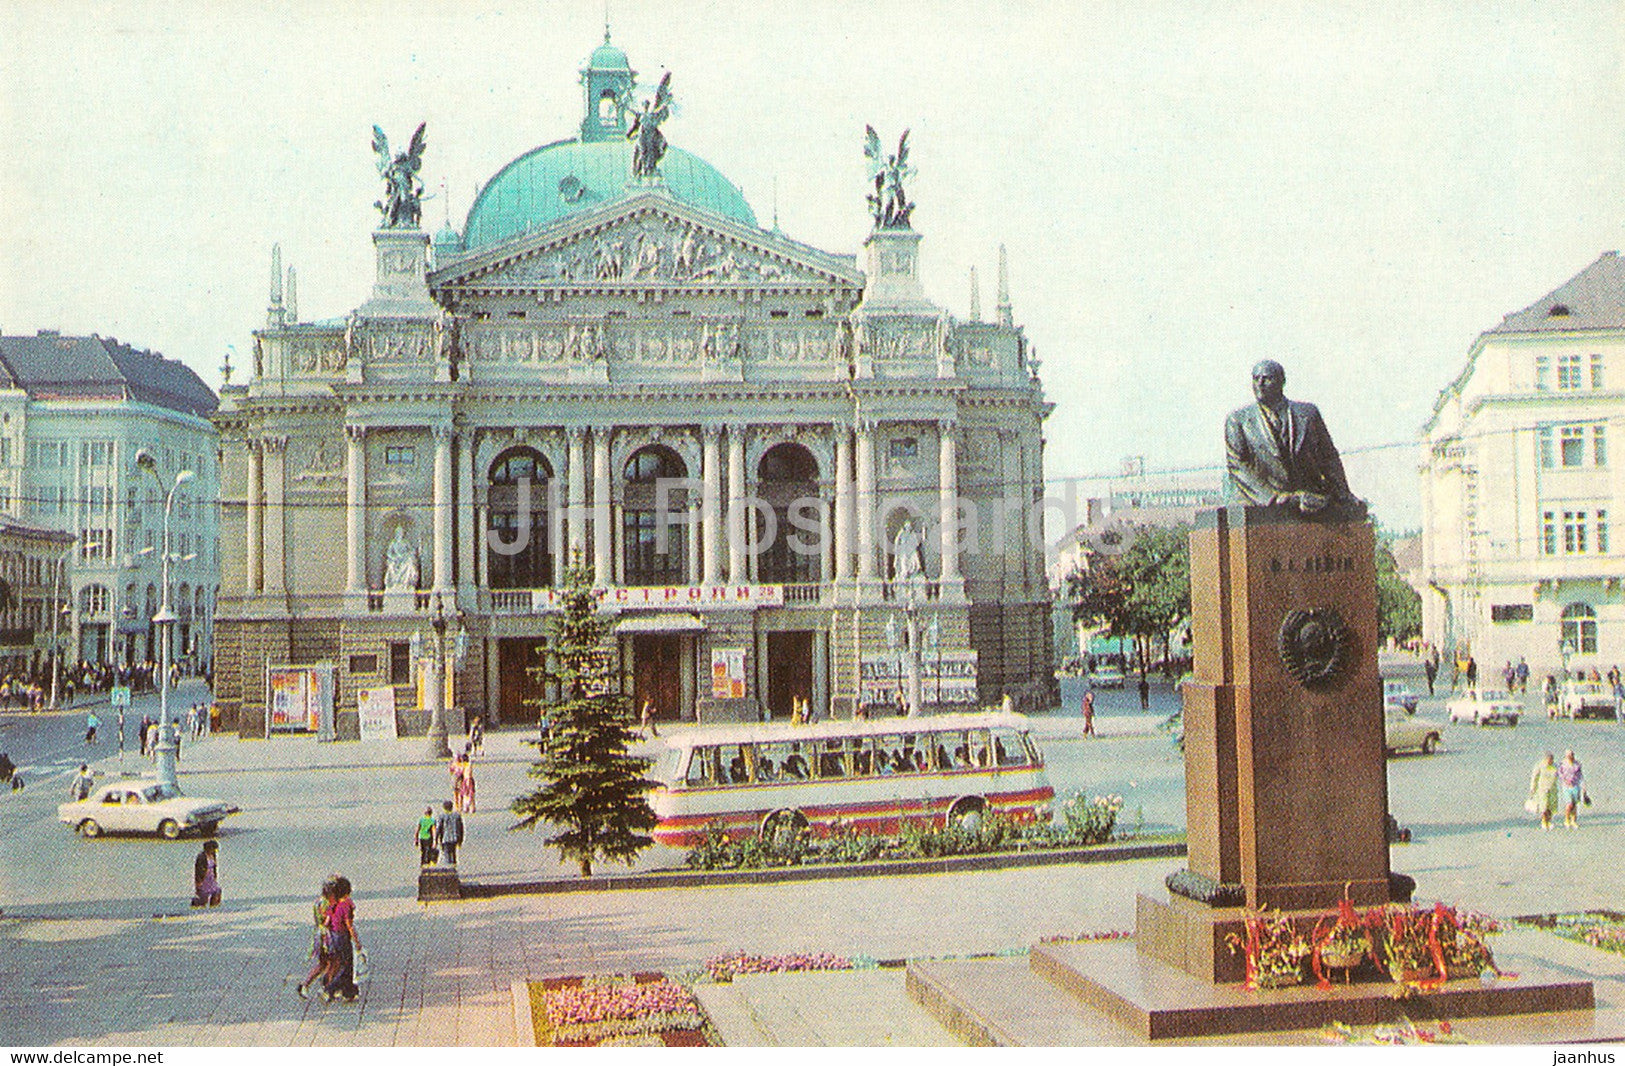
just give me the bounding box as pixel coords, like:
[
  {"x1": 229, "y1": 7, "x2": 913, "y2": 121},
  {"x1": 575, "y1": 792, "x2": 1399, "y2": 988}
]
[{"x1": 648, "y1": 712, "x2": 1054, "y2": 847}]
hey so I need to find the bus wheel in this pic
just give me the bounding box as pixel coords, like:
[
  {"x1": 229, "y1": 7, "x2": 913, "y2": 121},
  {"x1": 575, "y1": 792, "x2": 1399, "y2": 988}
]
[
  {"x1": 949, "y1": 799, "x2": 985, "y2": 835},
  {"x1": 761, "y1": 809, "x2": 808, "y2": 849}
]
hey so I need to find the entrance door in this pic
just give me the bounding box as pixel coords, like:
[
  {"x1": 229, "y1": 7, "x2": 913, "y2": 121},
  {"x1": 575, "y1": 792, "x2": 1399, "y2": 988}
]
[
  {"x1": 632, "y1": 634, "x2": 684, "y2": 721},
  {"x1": 767, "y1": 631, "x2": 814, "y2": 721},
  {"x1": 498, "y1": 638, "x2": 548, "y2": 726}
]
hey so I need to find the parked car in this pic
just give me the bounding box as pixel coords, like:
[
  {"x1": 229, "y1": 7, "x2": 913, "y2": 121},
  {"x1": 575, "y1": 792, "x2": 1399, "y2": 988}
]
[
  {"x1": 1446, "y1": 690, "x2": 1521, "y2": 727},
  {"x1": 59, "y1": 780, "x2": 240, "y2": 840},
  {"x1": 1384, "y1": 702, "x2": 1442, "y2": 755},
  {"x1": 1559, "y1": 681, "x2": 1619, "y2": 720},
  {"x1": 1091, "y1": 664, "x2": 1126, "y2": 689},
  {"x1": 1383, "y1": 680, "x2": 1420, "y2": 713}
]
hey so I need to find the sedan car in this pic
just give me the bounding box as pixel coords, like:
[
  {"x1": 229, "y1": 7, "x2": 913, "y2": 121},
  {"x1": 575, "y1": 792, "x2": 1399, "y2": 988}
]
[
  {"x1": 59, "y1": 780, "x2": 240, "y2": 839},
  {"x1": 1559, "y1": 682, "x2": 1619, "y2": 720},
  {"x1": 1446, "y1": 690, "x2": 1522, "y2": 727},
  {"x1": 1383, "y1": 680, "x2": 1421, "y2": 713},
  {"x1": 1091, "y1": 664, "x2": 1126, "y2": 689},
  {"x1": 1384, "y1": 703, "x2": 1443, "y2": 755}
]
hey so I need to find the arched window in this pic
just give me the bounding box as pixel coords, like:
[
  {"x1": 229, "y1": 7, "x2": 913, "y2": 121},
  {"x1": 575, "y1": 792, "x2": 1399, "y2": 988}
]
[
  {"x1": 487, "y1": 447, "x2": 554, "y2": 590},
  {"x1": 1562, "y1": 602, "x2": 1598, "y2": 655},
  {"x1": 756, "y1": 443, "x2": 823, "y2": 583},
  {"x1": 622, "y1": 445, "x2": 688, "y2": 587},
  {"x1": 177, "y1": 583, "x2": 192, "y2": 622}
]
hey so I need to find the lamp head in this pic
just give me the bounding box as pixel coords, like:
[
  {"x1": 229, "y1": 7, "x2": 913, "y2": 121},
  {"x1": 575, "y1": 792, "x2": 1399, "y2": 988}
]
[
  {"x1": 134, "y1": 449, "x2": 157, "y2": 472},
  {"x1": 175, "y1": 469, "x2": 196, "y2": 486}
]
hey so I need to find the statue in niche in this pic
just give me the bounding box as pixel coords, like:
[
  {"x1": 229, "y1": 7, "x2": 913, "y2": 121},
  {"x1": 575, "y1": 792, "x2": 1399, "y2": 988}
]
[
  {"x1": 891, "y1": 520, "x2": 926, "y2": 583},
  {"x1": 371, "y1": 123, "x2": 427, "y2": 228},
  {"x1": 383, "y1": 525, "x2": 420, "y2": 590}
]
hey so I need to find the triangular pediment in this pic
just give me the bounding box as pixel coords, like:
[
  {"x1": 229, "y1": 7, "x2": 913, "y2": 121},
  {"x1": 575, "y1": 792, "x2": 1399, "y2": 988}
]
[{"x1": 430, "y1": 191, "x2": 862, "y2": 292}]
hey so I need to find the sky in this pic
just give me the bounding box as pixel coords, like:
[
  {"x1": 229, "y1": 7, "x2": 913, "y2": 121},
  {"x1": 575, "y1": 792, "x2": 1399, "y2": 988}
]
[{"x1": 3, "y1": 0, "x2": 1624, "y2": 531}]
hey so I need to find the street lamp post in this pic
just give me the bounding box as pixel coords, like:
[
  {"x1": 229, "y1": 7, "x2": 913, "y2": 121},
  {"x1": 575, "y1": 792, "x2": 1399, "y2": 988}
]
[
  {"x1": 136, "y1": 449, "x2": 193, "y2": 792},
  {"x1": 424, "y1": 593, "x2": 452, "y2": 759},
  {"x1": 904, "y1": 579, "x2": 922, "y2": 717},
  {"x1": 48, "y1": 546, "x2": 71, "y2": 710}
]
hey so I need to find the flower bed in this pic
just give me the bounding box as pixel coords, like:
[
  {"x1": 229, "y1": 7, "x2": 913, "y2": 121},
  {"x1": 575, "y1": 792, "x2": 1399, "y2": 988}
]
[
  {"x1": 1522, "y1": 911, "x2": 1625, "y2": 957},
  {"x1": 684, "y1": 791, "x2": 1131, "y2": 871},
  {"x1": 1038, "y1": 930, "x2": 1133, "y2": 945},
  {"x1": 703, "y1": 951, "x2": 855, "y2": 983},
  {"x1": 531, "y1": 972, "x2": 711, "y2": 1046}
]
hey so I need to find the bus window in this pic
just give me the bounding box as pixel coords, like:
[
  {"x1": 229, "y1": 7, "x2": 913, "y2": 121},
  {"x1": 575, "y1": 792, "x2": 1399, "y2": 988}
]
[
  {"x1": 848, "y1": 736, "x2": 873, "y2": 775},
  {"x1": 934, "y1": 733, "x2": 956, "y2": 770},
  {"x1": 782, "y1": 743, "x2": 810, "y2": 780},
  {"x1": 945, "y1": 732, "x2": 973, "y2": 769},
  {"x1": 818, "y1": 739, "x2": 847, "y2": 778},
  {"x1": 992, "y1": 729, "x2": 1030, "y2": 768},
  {"x1": 900, "y1": 734, "x2": 929, "y2": 772},
  {"x1": 755, "y1": 743, "x2": 782, "y2": 782},
  {"x1": 686, "y1": 747, "x2": 717, "y2": 786},
  {"x1": 967, "y1": 730, "x2": 992, "y2": 769},
  {"x1": 718, "y1": 744, "x2": 750, "y2": 785},
  {"x1": 874, "y1": 734, "x2": 903, "y2": 774}
]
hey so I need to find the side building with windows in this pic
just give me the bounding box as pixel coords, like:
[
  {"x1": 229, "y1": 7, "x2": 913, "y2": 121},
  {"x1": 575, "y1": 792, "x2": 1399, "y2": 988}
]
[
  {"x1": 211, "y1": 35, "x2": 1057, "y2": 739},
  {"x1": 0, "y1": 332, "x2": 220, "y2": 670},
  {"x1": 1419, "y1": 251, "x2": 1625, "y2": 674}
]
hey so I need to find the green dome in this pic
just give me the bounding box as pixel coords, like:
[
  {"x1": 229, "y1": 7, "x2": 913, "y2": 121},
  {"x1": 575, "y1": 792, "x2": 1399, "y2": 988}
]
[
  {"x1": 589, "y1": 40, "x2": 630, "y2": 69},
  {"x1": 462, "y1": 138, "x2": 758, "y2": 252}
]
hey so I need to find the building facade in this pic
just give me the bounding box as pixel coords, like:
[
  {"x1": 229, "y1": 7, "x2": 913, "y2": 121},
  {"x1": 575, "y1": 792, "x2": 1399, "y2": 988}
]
[
  {"x1": 0, "y1": 516, "x2": 77, "y2": 678},
  {"x1": 0, "y1": 332, "x2": 219, "y2": 669},
  {"x1": 1419, "y1": 251, "x2": 1625, "y2": 675},
  {"x1": 212, "y1": 36, "x2": 1056, "y2": 737}
]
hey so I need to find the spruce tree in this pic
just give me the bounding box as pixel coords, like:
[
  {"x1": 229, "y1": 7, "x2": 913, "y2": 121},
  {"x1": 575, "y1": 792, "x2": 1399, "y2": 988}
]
[{"x1": 511, "y1": 558, "x2": 657, "y2": 876}]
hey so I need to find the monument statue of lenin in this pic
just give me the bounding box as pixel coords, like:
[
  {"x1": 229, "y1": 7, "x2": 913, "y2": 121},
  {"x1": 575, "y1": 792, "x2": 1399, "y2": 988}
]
[{"x1": 1224, "y1": 359, "x2": 1358, "y2": 515}]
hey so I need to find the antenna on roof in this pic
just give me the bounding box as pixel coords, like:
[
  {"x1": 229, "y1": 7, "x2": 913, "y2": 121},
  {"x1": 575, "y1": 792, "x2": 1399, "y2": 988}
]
[
  {"x1": 442, "y1": 179, "x2": 451, "y2": 227},
  {"x1": 772, "y1": 176, "x2": 780, "y2": 232}
]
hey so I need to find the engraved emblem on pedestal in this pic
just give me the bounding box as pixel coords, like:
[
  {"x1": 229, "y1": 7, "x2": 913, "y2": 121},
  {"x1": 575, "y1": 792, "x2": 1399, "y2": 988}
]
[{"x1": 1277, "y1": 607, "x2": 1350, "y2": 689}]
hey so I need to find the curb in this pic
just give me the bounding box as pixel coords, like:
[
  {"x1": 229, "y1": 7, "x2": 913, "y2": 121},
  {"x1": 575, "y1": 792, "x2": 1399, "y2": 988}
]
[
  {"x1": 511, "y1": 979, "x2": 537, "y2": 1047},
  {"x1": 461, "y1": 839, "x2": 1186, "y2": 897}
]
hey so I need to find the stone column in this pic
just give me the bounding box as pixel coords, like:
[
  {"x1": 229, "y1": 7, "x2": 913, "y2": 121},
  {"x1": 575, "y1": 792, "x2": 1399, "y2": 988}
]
[
  {"x1": 592, "y1": 426, "x2": 612, "y2": 587},
  {"x1": 432, "y1": 426, "x2": 453, "y2": 594},
  {"x1": 938, "y1": 420, "x2": 960, "y2": 582},
  {"x1": 262, "y1": 436, "x2": 288, "y2": 595},
  {"x1": 727, "y1": 424, "x2": 746, "y2": 583},
  {"x1": 245, "y1": 440, "x2": 264, "y2": 594},
  {"x1": 834, "y1": 426, "x2": 853, "y2": 581},
  {"x1": 566, "y1": 426, "x2": 587, "y2": 569},
  {"x1": 702, "y1": 425, "x2": 722, "y2": 584},
  {"x1": 458, "y1": 431, "x2": 477, "y2": 597},
  {"x1": 345, "y1": 426, "x2": 366, "y2": 592},
  {"x1": 855, "y1": 421, "x2": 876, "y2": 580}
]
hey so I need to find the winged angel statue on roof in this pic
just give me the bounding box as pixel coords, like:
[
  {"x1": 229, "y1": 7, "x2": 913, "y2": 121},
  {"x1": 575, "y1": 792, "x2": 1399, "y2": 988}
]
[
  {"x1": 372, "y1": 122, "x2": 427, "y2": 228},
  {"x1": 627, "y1": 73, "x2": 673, "y2": 178},
  {"x1": 864, "y1": 126, "x2": 915, "y2": 230}
]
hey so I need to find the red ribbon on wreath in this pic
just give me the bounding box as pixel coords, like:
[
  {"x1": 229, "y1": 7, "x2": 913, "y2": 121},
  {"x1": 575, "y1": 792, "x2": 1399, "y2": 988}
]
[
  {"x1": 1240, "y1": 913, "x2": 1262, "y2": 991},
  {"x1": 1310, "y1": 916, "x2": 1333, "y2": 990}
]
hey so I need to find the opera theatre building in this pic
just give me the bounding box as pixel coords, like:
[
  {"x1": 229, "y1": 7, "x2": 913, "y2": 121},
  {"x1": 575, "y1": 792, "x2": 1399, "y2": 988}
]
[{"x1": 212, "y1": 36, "x2": 1057, "y2": 737}]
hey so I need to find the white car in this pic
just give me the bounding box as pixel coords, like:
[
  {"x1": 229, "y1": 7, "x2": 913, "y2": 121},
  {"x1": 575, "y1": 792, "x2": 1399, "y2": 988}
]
[
  {"x1": 1383, "y1": 680, "x2": 1420, "y2": 713},
  {"x1": 1559, "y1": 682, "x2": 1618, "y2": 720},
  {"x1": 1384, "y1": 703, "x2": 1442, "y2": 755},
  {"x1": 1091, "y1": 664, "x2": 1126, "y2": 689},
  {"x1": 1446, "y1": 690, "x2": 1522, "y2": 727},
  {"x1": 59, "y1": 780, "x2": 240, "y2": 839}
]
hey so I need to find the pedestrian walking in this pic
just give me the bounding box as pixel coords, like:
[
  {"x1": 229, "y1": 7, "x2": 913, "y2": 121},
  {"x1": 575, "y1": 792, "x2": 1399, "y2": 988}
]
[
  {"x1": 1544, "y1": 675, "x2": 1560, "y2": 718},
  {"x1": 449, "y1": 756, "x2": 466, "y2": 813},
  {"x1": 639, "y1": 700, "x2": 657, "y2": 738},
  {"x1": 69, "y1": 764, "x2": 94, "y2": 801},
  {"x1": 1138, "y1": 674, "x2": 1150, "y2": 711},
  {"x1": 192, "y1": 839, "x2": 221, "y2": 907},
  {"x1": 1465, "y1": 656, "x2": 1478, "y2": 693},
  {"x1": 1082, "y1": 688, "x2": 1096, "y2": 737},
  {"x1": 320, "y1": 875, "x2": 361, "y2": 1002},
  {"x1": 1558, "y1": 749, "x2": 1586, "y2": 829},
  {"x1": 295, "y1": 879, "x2": 336, "y2": 999},
  {"x1": 1527, "y1": 752, "x2": 1560, "y2": 830},
  {"x1": 1423, "y1": 655, "x2": 1438, "y2": 696},
  {"x1": 116, "y1": 708, "x2": 126, "y2": 753},
  {"x1": 1502, "y1": 661, "x2": 1515, "y2": 693},
  {"x1": 1515, "y1": 658, "x2": 1530, "y2": 694},
  {"x1": 84, "y1": 711, "x2": 99, "y2": 745},
  {"x1": 415, "y1": 806, "x2": 437, "y2": 866},
  {"x1": 457, "y1": 755, "x2": 477, "y2": 814},
  {"x1": 433, "y1": 799, "x2": 464, "y2": 866},
  {"x1": 468, "y1": 714, "x2": 484, "y2": 756}
]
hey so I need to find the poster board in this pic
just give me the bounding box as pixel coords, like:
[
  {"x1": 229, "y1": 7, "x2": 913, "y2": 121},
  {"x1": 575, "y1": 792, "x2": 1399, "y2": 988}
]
[
  {"x1": 266, "y1": 663, "x2": 336, "y2": 736},
  {"x1": 356, "y1": 685, "x2": 399, "y2": 741},
  {"x1": 859, "y1": 650, "x2": 979, "y2": 706},
  {"x1": 711, "y1": 647, "x2": 747, "y2": 699}
]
